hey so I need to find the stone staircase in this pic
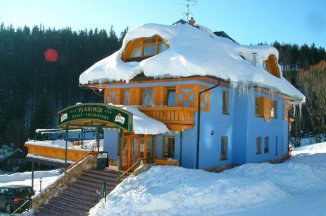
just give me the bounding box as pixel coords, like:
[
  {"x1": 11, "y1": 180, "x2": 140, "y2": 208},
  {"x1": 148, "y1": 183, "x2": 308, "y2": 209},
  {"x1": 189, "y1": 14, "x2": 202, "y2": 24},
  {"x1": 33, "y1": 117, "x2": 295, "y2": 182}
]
[{"x1": 34, "y1": 168, "x2": 121, "y2": 216}]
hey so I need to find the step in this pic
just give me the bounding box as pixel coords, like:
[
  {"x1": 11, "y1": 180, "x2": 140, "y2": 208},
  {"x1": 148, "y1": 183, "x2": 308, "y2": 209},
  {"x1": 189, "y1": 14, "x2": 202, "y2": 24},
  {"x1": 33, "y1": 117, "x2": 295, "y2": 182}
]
[
  {"x1": 60, "y1": 190, "x2": 99, "y2": 203},
  {"x1": 85, "y1": 170, "x2": 119, "y2": 179},
  {"x1": 68, "y1": 183, "x2": 116, "y2": 198},
  {"x1": 75, "y1": 177, "x2": 118, "y2": 189},
  {"x1": 56, "y1": 196, "x2": 96, "y2": 208},
  {"x1": 35, "y1": 206, "x2": 64, "y2": 216},
  {"x1": 50, "y1": 197, "x2": 90, "y2": 212},
  {"x1": 65, "y1": 186, "x2": 101, "y2": 199},
  {"x1": 78, "y1": 173, "x2": 117, "y2": 184},
  {"x1": 60, "y1": 186, "x2": 100, "y2": 199},
  {"x1": 34, "y1": 207, "x2": 54, "y2": 216},
  {"x1": 69, "y1": 181, "x2": 100, "y2": 193},
  {"x1": 44, "y1": 203, "x2": 74, "y2": 215}
]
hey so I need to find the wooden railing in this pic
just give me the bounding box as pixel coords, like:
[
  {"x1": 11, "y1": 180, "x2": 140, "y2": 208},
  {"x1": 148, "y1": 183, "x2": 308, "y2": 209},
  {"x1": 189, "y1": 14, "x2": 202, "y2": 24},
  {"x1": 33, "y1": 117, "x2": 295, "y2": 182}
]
[
  {"x1": 116, "y1": 159, "x2": 142, "y2": 181},
  {"x1": 24, "y1": 143, "x2": 93, "y2": 162},
  {"x1": 139, "y1": 106, "x2": 196, "y2": 131}
]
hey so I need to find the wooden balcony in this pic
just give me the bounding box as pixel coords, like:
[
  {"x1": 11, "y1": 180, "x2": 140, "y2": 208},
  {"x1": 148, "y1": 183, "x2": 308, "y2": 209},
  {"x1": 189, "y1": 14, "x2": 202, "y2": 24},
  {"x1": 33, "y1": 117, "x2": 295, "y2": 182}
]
[
  {"x1": 25, "y1": 143, "x2": 94, "y2": 162},
  {"x1": 155, "y1": 158, "x2": 180, "y2": 166},
  {"x1": 139, "y1": 106, "x2": 196, "y2": 131}
]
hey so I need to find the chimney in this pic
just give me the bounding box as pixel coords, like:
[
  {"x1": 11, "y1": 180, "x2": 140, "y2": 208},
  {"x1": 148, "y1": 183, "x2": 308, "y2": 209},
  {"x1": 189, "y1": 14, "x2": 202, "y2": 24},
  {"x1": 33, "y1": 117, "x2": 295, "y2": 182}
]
[
  {"x1": 189, "y1": 17, "x2": 196, "y2": 26},
  {"x1": 252, "y1": 52, "x2": 257, "y2": 66}
]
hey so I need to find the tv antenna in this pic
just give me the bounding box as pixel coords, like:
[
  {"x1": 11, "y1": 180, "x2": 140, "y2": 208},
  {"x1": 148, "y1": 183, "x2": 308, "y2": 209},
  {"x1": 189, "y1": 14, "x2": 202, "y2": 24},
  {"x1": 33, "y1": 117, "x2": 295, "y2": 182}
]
[{"x1": 184, "y1": 0, "x2": 197, "y2": 21}]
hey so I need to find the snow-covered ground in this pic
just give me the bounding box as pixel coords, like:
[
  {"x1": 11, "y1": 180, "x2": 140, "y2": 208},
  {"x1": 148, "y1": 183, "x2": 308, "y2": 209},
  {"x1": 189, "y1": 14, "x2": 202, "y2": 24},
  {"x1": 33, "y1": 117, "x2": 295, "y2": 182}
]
[
  {"x1": 0, "y1": 169, "x2": 62, "y2": 196},
  {"x1": 91, "y1": 142, "x2": 326, "y2": 216}
]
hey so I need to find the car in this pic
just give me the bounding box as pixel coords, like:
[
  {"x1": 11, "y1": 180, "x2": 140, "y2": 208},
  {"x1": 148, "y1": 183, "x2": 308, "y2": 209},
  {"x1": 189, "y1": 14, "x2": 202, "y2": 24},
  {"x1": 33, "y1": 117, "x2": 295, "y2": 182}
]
[{"x1": 0, "y1": 185, "x2": 34, "y2": 213}]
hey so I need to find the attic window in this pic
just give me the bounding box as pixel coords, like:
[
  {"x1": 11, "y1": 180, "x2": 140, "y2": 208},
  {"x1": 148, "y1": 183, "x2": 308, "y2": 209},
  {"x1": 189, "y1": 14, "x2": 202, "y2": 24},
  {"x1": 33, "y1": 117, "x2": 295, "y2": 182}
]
[
  {"x1": 264, "y1": 54, "x2": 280, "y2": 78},
  {"x1": 122, "y1": 35, "x2": 169, "y2": 62}
]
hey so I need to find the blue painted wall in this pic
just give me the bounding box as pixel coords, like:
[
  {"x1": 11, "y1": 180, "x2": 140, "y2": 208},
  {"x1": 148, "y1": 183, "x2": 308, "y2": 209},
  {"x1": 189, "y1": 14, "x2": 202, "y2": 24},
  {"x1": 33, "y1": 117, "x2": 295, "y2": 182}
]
[
  {"x1": 104, "y1": 129, "x2": 119, "y2": 160},
  {"x1": 102, "y1": 82, "x2": 290, "y2": 169},
  {"x1": 245, "y1": 91, "x2": 288, "y2": 163},
  {"x1": 198, "y1": 86, "x2": 234, "y2": 169}
]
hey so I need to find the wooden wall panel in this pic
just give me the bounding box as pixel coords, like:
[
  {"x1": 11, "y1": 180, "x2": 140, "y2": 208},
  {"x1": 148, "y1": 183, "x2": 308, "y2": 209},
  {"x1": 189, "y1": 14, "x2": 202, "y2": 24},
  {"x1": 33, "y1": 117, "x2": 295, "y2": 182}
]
[
  {"x1": 130, "y1": 87, "x2": 142, "y2": 105},
  {"x1": 154, "y1": 86, "x2": 167, "y2": 105}
]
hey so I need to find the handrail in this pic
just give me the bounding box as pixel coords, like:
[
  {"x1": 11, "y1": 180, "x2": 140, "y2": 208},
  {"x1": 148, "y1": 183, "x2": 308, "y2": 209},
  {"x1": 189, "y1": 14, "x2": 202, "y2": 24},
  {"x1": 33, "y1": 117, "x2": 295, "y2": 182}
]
[
  {"x1": 65, "y1": 151, "x2": 98, "y2": 172},
  {"x1": 101, "y1": 181, "x2": 107, "y2": 202},
  {"x1": 116, "y1": 159, "x2": 142, "y2": 181},
  {"x1": 9, "y1": 198, "x2": 32, "y2": 215}
]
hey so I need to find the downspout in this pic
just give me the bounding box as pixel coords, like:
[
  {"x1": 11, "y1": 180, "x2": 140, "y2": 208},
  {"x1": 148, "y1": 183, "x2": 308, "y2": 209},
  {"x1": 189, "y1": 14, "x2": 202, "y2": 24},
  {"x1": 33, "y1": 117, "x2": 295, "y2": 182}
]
[{"x1": 196, "y1": 81, "x2": 220, "y2": 169}]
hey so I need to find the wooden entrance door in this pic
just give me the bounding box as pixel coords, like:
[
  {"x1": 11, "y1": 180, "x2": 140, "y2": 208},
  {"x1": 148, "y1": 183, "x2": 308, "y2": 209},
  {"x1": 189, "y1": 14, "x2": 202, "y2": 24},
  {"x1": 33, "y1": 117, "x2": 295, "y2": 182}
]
[{"x1": 121, "y1": 134, "x2": 153, "y2": 170}]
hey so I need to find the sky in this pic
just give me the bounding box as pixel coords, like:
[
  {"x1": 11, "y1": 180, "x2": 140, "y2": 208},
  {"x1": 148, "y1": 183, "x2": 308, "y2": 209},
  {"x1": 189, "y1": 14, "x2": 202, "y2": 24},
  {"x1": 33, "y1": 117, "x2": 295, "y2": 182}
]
[{"x1": 0, "y1": 0, "x2": 325, "y2": 48}]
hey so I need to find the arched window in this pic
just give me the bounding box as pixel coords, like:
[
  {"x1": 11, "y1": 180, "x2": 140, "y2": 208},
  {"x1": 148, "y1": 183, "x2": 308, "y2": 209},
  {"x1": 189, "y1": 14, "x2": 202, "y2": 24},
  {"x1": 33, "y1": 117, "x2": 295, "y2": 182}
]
[
  {"x1": 264, "y1": 54, "x2": 280, "y2": 78},
  {"x1": 122, "y1": 35, "x2": 169, "y2": 62}
]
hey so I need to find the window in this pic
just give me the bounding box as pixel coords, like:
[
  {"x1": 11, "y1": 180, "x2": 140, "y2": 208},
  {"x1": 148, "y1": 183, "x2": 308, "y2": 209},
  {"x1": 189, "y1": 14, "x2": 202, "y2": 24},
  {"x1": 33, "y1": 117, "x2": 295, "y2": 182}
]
[
  {"x1": 122, "y1": 35, "x2": 169, "y2": 62},
  {"x1": 163, "y1": 136, "x2": 175, "y2": 158},
  {"x1": 142, "y1": 89, "x2": 153, "y2": 106},
  {"x1": 271, "y1": 100, "x2": 277, "y2": 119},
  {"x1": 264, "y1": 55, "x2": 280, "y2": 78},
  {"x1": 123, "y1": 89, "x2": 130, "y2": 105},
  {"x1": 222, "y1": 91, "x2": 229, "y2": 114},
  {"x1": 255, "y1": 97, "x2": 264, "y2": 117},
  {"x1": 167, "y1": 88, "x2": 176, "y2": 106},
  {"x1": 256, "y1": 137, "x2": 261, "y2": 154},
  {"x1": 221, "y1": 136, "x2": 228, "y2": 160},
  {"x1": 255, "y1": 96, "x2": 278, "y2": 121},
  {"x1": 264, "y1": 137, "x2": 269, "y2": 153}
]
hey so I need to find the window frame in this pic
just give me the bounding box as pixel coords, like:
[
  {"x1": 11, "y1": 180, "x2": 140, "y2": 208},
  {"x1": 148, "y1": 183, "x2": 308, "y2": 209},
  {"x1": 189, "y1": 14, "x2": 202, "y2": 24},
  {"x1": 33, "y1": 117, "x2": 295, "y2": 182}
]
[
  {"x1": 221, "y1": 136, "x2": 228, "y2": 160},
  {"x1": 166, "y1": 88, "x2": 176, "y2": 106},
  {"x1": 264, "y1": 136, "x2": 269, "y2": 153},
  {"x1": 142, "y1": 88, "x2": 154, "y2": 106},
  {"x1": 122, "y1": 35, "x2": 169, "y2": 62},
  {"x1": 123, "y1": 89, "x2": 130, "y2": 105},
  {"x1": 255, "y1": 96, "x2": 264, "y2": 117},
  {"x1": 222, "y1": 91, "x2": 229, "y2": 115},
  {"x1": 271, "y1": 100, "x2": 277, "y2": 119},
  {"x1": 256, "y1": 137, "x2": 261, "y2": 154},
  {"x1": 162, "y1": 136, "x2": 175, "y2": 159}
]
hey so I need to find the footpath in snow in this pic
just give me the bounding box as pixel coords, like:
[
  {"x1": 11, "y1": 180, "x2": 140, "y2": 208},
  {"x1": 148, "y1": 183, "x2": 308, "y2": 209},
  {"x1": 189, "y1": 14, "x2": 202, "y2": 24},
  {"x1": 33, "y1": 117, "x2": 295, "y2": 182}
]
[{"x1": 91, "y1": 142, "x2": 326, "y2": 216}]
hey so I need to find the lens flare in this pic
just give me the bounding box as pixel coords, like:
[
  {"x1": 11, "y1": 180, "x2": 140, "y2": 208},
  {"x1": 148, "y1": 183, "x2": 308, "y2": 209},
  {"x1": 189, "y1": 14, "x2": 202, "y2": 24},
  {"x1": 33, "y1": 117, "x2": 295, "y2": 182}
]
[{"x1": 44, "y1": 48, "x2": 58, "y2": 62}]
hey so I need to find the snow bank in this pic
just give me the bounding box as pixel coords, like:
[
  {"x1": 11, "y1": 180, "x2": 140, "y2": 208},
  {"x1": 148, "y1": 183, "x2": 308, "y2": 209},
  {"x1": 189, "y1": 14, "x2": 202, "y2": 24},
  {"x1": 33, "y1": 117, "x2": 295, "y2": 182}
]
[
  {"x1": 91, "y1": 142, "x2": 326, "y2": 216},
  {"x1": 80, "y1": 23, "x2": 305, "y2": 102},
  {"x1": 0, "y1": 170, "x2": 61, "y2": 196}
]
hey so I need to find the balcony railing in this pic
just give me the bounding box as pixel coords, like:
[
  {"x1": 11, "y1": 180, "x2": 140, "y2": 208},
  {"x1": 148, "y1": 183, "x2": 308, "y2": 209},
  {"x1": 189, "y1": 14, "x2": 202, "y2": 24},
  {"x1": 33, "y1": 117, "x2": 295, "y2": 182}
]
[
  {"x1": 139, "y1": 106, "x2": 196, "y2": 131},
  {"x1": 25, "y1": 143, "x2": 94, "y2": 162}
]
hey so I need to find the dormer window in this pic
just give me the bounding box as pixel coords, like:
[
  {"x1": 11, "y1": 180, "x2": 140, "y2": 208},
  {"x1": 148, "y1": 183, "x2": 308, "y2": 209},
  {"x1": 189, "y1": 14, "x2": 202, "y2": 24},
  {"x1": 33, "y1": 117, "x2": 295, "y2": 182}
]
[
  {"x1": 264, "y1": 54, "x2": 280, "y2": 78},
  {"x1": 122, "y1": 35, "x2": 169, "y2": 62}
]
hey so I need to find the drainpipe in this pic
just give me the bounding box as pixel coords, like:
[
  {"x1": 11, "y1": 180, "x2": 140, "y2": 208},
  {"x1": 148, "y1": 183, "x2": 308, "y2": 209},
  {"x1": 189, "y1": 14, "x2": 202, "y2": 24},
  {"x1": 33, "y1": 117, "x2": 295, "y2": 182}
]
[{"x1": 196, "y1": 81, "x2": 220, "y2": 169}]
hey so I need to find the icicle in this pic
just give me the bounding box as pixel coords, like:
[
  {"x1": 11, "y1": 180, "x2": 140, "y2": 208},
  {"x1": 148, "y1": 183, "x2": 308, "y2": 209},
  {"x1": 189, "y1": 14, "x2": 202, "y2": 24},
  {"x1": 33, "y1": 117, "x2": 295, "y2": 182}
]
[
  {"x1": 293, "y1": 103, "x2": 296, "y2": 117},
  {"x1": 299, "y1": 102, "x2": 303, "y2": 119}
]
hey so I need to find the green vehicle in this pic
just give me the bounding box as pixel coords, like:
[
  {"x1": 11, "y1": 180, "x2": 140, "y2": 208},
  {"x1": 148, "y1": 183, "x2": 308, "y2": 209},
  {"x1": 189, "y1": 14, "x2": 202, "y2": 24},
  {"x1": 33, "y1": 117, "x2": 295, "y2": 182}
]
[{"x1": 0, "y1": 185, "x2": 34, "y2": 213}]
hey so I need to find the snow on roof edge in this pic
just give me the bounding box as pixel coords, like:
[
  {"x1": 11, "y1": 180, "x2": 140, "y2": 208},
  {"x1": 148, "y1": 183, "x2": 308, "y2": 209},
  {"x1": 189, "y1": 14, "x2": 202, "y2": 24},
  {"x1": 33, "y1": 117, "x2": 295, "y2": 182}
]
[{"x1": 79, "y1": 23, "x2": 305, "y2": 103}]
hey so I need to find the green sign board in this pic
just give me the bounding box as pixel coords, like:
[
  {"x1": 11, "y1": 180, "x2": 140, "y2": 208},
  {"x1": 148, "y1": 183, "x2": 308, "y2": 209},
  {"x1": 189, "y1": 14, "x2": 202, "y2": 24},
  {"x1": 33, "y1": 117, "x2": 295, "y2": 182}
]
[{"x1": 58, "y1": 103, "x2": 133, "y2": 131}]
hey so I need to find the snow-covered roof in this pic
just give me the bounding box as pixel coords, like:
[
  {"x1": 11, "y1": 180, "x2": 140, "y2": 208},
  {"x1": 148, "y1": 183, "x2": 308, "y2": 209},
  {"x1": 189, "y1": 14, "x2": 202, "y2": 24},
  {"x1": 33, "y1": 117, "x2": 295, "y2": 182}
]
[
  {"x1": 79, "y1": 23, "x2": 305, "y2": 102},
  {"x1": 114, "y1": 105, "x2": 169, "y2": 134}
]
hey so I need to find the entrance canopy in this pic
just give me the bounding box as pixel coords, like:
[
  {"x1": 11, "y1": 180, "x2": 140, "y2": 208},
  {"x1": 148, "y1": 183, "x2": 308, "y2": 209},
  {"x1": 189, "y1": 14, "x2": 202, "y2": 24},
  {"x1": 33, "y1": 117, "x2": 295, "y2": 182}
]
[
  {"x1": 118, "y1": 105, "x2": 169, "y2": 135},
  {"x1": 58, "y1": 103, "x2": 133, "y2": 131}
]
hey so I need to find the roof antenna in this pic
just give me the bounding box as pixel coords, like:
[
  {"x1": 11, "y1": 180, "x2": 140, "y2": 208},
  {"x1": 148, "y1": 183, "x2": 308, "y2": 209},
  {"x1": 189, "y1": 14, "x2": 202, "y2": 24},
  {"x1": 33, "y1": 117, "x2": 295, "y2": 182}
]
[{"x1": 184, "y1": 0, "x2": 197, "y2": 21}]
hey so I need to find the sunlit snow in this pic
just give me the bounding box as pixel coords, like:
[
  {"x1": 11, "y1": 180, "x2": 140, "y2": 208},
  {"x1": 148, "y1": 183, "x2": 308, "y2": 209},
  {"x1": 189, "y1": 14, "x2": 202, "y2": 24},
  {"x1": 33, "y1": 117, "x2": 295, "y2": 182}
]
[
  {"x1": 90, "y1": 142, "x2": 326, "y2": 216},
  {"x1": 80, "y1": 23, "x2": 305, "y2": 103}
]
